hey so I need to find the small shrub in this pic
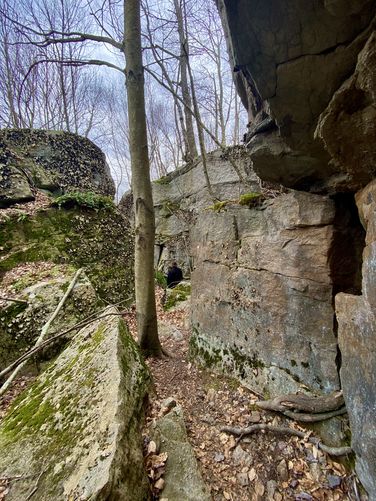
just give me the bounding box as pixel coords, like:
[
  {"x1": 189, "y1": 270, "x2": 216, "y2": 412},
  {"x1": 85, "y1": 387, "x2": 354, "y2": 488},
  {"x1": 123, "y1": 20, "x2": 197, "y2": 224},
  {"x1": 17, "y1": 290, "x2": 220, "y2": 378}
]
[
  {"x1": 51, "y1": 191, "x2": 115, "y2": 211},
  {"x1": 164, "y1": 282, "x2": 191, "y2": 311},
  {"x1": 238, "y1": 192, "x2": 264, "y2": 207},
  {"x1": 155, "y1": 270, "x2": 167, "y2": 288}
]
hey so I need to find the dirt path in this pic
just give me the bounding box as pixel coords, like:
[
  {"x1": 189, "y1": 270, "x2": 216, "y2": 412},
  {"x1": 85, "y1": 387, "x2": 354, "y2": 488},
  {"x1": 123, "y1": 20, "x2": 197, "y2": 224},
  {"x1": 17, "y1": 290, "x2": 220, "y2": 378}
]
[{"x1": 125, "y1": 288, "x2": 362, "y2": 501}]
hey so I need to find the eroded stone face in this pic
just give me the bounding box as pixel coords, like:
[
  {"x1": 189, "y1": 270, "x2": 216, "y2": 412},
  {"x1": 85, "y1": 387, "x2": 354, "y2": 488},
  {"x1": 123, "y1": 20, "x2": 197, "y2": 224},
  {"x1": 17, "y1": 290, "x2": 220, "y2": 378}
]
[
  {"x1": 0, "y1": 129, "x2": 115, "y2": 207},
  {"x1": 336, "y1": 180, "x2": 376, "y2": 499},
  {"x1": 0, "y1": 308, "x2": 150, "y2": 500},
  {"x1": 216, "y1": 0, "x2": 376, "y2": 191},
  {"x1": 190, "y1": 192, "x2": 339, "y2": 396}
]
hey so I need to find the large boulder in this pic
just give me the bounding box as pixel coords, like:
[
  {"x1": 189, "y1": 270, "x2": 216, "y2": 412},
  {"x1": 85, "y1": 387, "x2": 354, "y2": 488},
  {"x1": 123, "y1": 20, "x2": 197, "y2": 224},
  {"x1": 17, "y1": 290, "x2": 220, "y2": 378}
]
[
  {"x1": 336, "y1": 179, "x2": 376, "y2": 499},
  {"x1": 0, "y1": 205, "x2": 134, "y2": 303},
  {"x1": 0, "y1": 129, "x2": 115, "y2": 207},
  {"x1": 0, "y1": 264, "x2": 101, "y2": 370},
  {"x1": 0, "y1": 308, "x2": 151, "y2": 500},
  {"x1": 190, "y1": 191, "x2": 340, "y2": 396},
  {"x1": 216, "y1": 0, "x2": 376, "y2": 191}
]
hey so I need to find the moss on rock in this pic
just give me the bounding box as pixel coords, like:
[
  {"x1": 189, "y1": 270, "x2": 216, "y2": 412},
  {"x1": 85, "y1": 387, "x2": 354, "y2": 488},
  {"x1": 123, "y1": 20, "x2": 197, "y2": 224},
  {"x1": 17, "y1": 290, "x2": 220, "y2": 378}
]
[{"x1": 0, "y1": 206, "x2": 134, "y2": 303}]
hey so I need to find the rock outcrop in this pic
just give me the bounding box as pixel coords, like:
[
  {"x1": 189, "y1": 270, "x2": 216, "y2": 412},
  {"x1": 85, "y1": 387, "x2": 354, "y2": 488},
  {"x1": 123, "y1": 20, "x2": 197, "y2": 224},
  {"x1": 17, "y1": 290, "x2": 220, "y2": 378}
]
[
  {"x1": 190, "y1": 192, "x2": 340, "y2": 396},
  {"x1": 336, "y1": 180, "x2": 376, "y2": 499},
  {"x1": 216, "y1": 0, "x2": 376, "y2": 192},
  {"x1": 0, "y1": 129, "x2": 115, "y2": 207},
  {"x1": 0, "y1": 264, "x2": 101, "y2": 370},
  {"x1": 0, "y1": 205, "x2": 133, "y2": 303},
  {"x1": 152, "y1": 405, "x2": 211, "y2": 501},
  {"x1": 0, "y1": 308, "x2": 151, "y2": 500},
  {"x1": 151, "y1": 148, "x2": 260, "y2": 274}
]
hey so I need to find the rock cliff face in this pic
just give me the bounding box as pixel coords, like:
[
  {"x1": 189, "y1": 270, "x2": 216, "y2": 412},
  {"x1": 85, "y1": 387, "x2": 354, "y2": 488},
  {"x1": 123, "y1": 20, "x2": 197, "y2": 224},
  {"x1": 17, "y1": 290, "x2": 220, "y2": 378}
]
[
  {"x1": 151, "y1": 148, "x2": 260, "y2": 274},
  {"x1": 153, "y1": 152, "x2": 365, "y2": 397},
  {"x1": 0, "y1": 129, "x2": 115, "y2": 207},
  {"x1": 336, "y1": 180, "x2": 376, "y2": 499},
  {"x1": 208, "y1": 3, "x2": 376, "y2": 497},
  {"x1": 216, "y1": 0, "x2": 376, "y2": 192},
  {"x1": 190, "y1": 193, "x2": 339, "y2": 396}
]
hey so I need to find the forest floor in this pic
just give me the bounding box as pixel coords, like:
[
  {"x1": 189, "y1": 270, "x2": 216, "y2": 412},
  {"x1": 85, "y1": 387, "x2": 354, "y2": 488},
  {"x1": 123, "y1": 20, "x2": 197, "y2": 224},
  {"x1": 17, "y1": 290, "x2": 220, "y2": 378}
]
[
  {"x1": 124, "y1": 286, "x2": 364, "y2": 501},
  {"x1": 0, "y1": 286, "x2": 364, "y2": 501}
]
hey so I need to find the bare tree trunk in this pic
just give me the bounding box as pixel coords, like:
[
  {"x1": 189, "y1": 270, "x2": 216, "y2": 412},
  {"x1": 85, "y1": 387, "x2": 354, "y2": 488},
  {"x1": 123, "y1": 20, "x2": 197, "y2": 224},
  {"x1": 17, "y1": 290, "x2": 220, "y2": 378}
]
[
  {"x1": 173, "y1": 0, "x2": 197, "y2": 161},
  {"x1": 124, "y1": 0, "x2": 162, "y2": 357}
]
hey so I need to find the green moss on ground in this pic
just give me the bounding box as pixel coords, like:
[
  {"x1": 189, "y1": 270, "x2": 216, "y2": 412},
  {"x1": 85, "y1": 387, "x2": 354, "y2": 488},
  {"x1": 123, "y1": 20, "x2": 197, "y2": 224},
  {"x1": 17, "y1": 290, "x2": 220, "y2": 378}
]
[
  {"x1": 164, "y1": 283, "x2": 191, "y2": 310},
  {"x1": 51, "y1": 191, "x2": 115, "y2": 211}
]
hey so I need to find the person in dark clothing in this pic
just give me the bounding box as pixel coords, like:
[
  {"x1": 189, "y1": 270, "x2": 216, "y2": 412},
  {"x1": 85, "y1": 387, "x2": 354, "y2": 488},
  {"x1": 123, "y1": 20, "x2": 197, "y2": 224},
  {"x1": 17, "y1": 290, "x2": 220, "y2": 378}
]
[{"x1": 166, "y1": 262, "x2": 183, "y2": 288}]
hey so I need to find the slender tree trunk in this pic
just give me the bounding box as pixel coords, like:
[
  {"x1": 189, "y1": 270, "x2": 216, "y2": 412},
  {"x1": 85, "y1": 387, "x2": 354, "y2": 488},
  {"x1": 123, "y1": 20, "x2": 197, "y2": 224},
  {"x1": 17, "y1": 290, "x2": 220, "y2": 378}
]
[
  {"x1": 173, "y1": 0, "x2": 197, "y2": 161},
  {"x1": 124, "y1": 0, "x2": 162, "y2": 357}
]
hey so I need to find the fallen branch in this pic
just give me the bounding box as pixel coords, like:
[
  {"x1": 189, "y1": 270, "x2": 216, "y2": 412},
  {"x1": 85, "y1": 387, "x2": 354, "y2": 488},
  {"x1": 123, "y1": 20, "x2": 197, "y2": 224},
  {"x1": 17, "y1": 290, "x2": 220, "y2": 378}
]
[
  {"x1": 221, "y1": 423, "x2": 352, "y2": 457},
  {"x1": 0, "y1": 296, "x2": 28, "y2": 304},
  {"x1": 0, "y1": 297, "x2": 132, "y2": 381},
  {"x1": 256, "y1": 391, "x2": 344, "y2": 414},
  {"x1": 0, "y1": 269, "x2": 83, "y2": 396}
]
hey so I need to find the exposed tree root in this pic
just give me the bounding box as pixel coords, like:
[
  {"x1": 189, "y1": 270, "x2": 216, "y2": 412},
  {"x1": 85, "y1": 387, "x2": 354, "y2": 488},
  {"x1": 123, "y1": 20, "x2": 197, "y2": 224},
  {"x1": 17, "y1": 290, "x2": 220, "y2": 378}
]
[
  {"x1": 282, "y1": 407, "x2": 347, "y2": 423},
  {"x1": 257, "y1": 391, "x2": 345, "y2": 414},
  {"x1": 220, "y1": 423, "x2": 352, "y2": 457}
]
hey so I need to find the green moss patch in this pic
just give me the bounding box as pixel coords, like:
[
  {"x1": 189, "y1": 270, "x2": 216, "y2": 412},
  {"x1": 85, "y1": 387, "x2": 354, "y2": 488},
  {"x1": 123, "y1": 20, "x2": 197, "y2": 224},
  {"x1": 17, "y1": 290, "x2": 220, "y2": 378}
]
[
  {"x1": 51, "y1": 191, "x2": 115, "y2": 211},
  {"x1": 164, "y1": 283, "x2": 191, "y2": 311}
]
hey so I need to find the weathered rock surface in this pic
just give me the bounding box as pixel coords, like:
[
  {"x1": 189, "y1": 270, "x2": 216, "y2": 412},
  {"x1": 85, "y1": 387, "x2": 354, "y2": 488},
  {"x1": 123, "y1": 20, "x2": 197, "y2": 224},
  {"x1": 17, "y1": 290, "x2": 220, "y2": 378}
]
[
  {"x1": 0, "y1": 206, "x2": 134, "y2": 303},
  {"x1": 0, "y1": 308, "x2": 151, "y2": 500},
  {"x1": 216, "y1": 0, "x2": 376, "y2": 191},
  {"x1": 190, "y1": 191, "x2": 340, "y2": 396},
  {"x1": 336, "y1": 179, "x2": 376, "y2": 499},
  {"x1": 0, "y1": 265, "x2": 101, "y2": 370},
  {"x1": 150, "y1": 147, "x2": 260, "y2": 274},
  {"x1": 315, "y1": 31, "x2": 376, "y2": 191},
  {"x1": 0, "y1": 129, "x2": 115, "y2": 207},
  {"x1": 152, "y1": 405, "x2": 211, "y2": 501}
]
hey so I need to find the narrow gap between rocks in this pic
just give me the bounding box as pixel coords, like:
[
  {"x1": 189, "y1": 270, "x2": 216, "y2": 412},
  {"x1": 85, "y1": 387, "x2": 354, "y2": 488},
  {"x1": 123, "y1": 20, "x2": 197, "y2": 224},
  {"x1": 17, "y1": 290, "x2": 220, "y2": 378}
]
[{"x1": 125, "y1": 287, "x2": 360, "y2": 501}]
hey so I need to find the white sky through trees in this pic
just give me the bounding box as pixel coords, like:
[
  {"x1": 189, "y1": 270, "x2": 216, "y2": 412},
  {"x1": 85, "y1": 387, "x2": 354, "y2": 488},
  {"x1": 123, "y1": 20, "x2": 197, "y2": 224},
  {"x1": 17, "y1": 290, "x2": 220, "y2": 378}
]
[{"x1": 0, "y1": 0, "x2": 246, "y2": 200}]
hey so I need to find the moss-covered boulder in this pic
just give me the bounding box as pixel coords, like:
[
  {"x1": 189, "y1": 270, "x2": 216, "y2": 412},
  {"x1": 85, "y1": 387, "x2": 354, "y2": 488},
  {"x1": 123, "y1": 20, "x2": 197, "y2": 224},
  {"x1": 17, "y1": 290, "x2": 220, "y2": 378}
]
[
  {"x1": 0, "y1": 264, "x2": 101, "y2": 370},
  {"x1": 0, "y1": 205, "x2": 134, "y2": 303},
  {"x1": 0, "y1": 307, "x2": 151, "y2": 500},
  {"x1": 0, "y1": 129, "x2": 115, "y2": 207}
]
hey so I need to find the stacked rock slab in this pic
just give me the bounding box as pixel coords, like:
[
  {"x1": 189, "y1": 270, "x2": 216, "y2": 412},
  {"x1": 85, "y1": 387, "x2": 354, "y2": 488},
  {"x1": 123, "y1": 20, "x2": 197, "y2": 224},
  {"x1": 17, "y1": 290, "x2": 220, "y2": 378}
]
[
  {"x1": 190, "y1": 191, "x2": 339, "y2": 396},
  {"x1": 336, "y1": 180, "x2": 376, "y2": 499},
  {"x1": 0, "y1": 308, "x2": 150, "y2": 500}
]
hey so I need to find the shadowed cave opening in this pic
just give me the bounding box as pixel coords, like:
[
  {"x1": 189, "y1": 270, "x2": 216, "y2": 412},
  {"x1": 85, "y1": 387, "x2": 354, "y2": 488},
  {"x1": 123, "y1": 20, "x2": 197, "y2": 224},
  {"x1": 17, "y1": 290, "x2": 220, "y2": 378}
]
[{"x1": 328, "y1": 193, "x2": 366, "y2": 373}]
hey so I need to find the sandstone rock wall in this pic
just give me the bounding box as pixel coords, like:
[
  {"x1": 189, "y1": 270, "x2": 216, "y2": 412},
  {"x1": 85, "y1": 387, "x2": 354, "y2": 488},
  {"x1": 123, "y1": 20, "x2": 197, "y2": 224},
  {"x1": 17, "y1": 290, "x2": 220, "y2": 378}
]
[
  {"x1": 190, "y1": 192, "x2": 340, "y2": 396},
  {"x1": 152, "y1": 148, "x2": 260, "y2": 274},
  {"x1": 336, "y1": 180, "x2": 376, "y2": 499}
]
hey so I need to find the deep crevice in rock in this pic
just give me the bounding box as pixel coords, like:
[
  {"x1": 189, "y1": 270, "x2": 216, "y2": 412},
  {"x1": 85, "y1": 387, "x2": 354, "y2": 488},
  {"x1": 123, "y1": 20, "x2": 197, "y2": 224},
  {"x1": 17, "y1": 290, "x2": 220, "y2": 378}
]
[{"x1": 328, "y1": 194, "x2": 365, "y2": 377}]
